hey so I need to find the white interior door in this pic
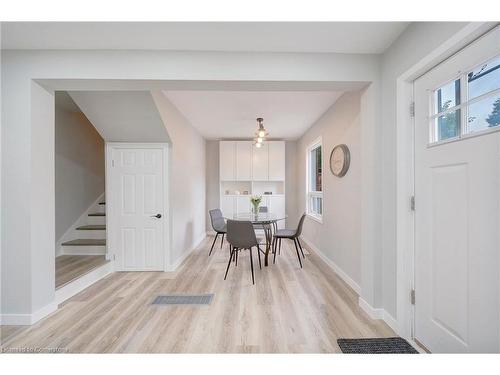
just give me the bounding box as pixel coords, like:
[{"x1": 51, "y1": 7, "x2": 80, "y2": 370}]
[
  {"x1": 109, "y1": 145, "x2": 167, "y2": 271},
  {"x1": 414, "y1": 27, "x2": 500, "y2": 352}
]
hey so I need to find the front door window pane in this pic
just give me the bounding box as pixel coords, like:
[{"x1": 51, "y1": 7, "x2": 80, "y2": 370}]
[
  {"x1": 433, "y1": 109, "x2": 460, "y2": 142},
  {"x1": 467, "y1": 93, "x2": 500, "y2": 133},
  {"x1": 467, "y1": 55, "x2": 500, "y2": 100},
  {"x1": 435, "y1": 79, "x2": 461, "y2": 113}
]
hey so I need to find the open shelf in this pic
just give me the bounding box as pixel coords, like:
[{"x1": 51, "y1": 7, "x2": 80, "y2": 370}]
[
  {"x1": 220, "y1": 181, "x2": 252, "y2": 196},
  {"x1": 252, "y1": 181, "x2": 285, "y2": 196}
]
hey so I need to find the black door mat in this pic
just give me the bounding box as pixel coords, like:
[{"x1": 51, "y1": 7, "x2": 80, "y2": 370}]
[{"x1": 337, "y1": 337, "x2": 419, "y2": 354}]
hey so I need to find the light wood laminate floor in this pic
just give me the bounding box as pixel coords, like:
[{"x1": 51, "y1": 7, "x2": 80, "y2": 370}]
[
  {"x1": 1, "y1": 236, "x2": 394, "y2": 353},
  {"x1": 56, "y1": 255, "x2": 109, "y2": 289}
]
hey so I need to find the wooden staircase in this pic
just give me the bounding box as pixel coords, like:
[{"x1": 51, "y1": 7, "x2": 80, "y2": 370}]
[{"x1": 60, "y1": 199, "x2": 107, "y2": 255}]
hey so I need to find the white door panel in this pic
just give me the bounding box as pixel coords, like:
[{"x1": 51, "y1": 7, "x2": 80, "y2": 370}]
[
  {"x1": 111, "y1": 146, "x2": 165, "y2": 271},
  {"x1": 414, "y1": 28, "x2": 500, "y2": 352},
  {"x1": 268, "y1": 141, "x2": 285, "y2": 181},
  {"x1": 220, "y1": 196, "x2": 235, "y2": 219},
  {"x1": 219, "y1": 141, "x2": 236, "y2": 180},
  {"x1": 236, "y1": 141, "x2": 253, "y2": 180},
  {"x1": 252, "y1": 143, "x2": 269, "y2": 180},
  {"x1": 236, "y1": 196, "x2": 251, "y2": 214},
  {"x1": 268, "y1": 196, "x2": 286, "y2": 229}
]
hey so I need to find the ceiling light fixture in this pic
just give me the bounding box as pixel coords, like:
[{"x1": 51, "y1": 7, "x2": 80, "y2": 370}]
[{"x1": 254, "y1": 117, "x2": 268, "y2": 147}]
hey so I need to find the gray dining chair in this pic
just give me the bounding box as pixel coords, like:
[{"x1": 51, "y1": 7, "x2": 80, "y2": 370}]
[
  {"x1": 208, "y1": 209, "x2": 227, "y2": 256},
  {"x1": 272, "y1": 213, "x2": 306, "y2": 268},
  {"x1": 224, "y1": 220, "x2": 262, "y2": 285}
]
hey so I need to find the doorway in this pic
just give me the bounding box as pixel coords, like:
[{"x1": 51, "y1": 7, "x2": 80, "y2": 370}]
[
  {"x1": 106, "y1": 143, "x2": 169, "y2": 271},
  {"x1": 413, "y1": 26, "x2": 500, "y2": 352}
]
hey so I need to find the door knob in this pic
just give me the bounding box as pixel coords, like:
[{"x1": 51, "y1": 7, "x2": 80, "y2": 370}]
[{"x1": 151, "y1": 214, "x2": 162, "y2": 219}]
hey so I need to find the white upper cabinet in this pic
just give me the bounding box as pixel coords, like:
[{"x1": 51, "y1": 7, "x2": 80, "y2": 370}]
[
  {"x1": 252, "y1": 143, "x2": 269, "y2": 181},
  {"x1": 220, "y1": 140, "x2": 285, "y2": 182},
  {"x1": 219, "y1": 141, "x2": 236, "y2": 180},
  {"x1": 235, "y1": 141, "x2": 253, "y2": 181},
  {"x1": 268, "y1": 141, "x2": 286, "y2": 181}
]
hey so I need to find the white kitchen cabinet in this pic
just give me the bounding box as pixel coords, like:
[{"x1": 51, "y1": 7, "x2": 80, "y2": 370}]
[
  {"x1": 220, "y1": 196, "x2": 235, "y2": 219},
  {"x1": 252, "y1": 143, "x2": 269, "y2": 180},
  {"x1": 236, "y1": 196, "x2": 251, "y2": 214},
  {"x1": 219, "y1": 140, "x2": 286, "y2": 223},
  {"x1": 235, "y1": 141, "x2": 252, "y2": 181},
  {"x1": 268, "y1": 195, "x2": 286, "y2": 229},
  {"x1": 268, "y1": 141, "x2": 286, "y2": 181},
  {"x1": 219, "y1": 141, "x2": 236, "y2": 180}
]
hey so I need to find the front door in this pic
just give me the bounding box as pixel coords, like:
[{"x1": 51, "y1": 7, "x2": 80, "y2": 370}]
[
  {"x1": 109, "y1": 145, "x2": 166, "y2": 271},
  {"x1": 413, "y1": 27, "x2": 500, "y2": 352}
]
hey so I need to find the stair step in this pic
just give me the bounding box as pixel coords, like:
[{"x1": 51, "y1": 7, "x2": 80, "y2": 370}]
[
  {"x1": 76, "y1": 225, "x2": 106, "y2": 231},
  {"x1": 99, "y1": 202, "x2": 106, "y2": 205},
  {"x1": 88, "y1": 212, "x2": 105, "y2": 216},
  {"x1": 61, "y1": 239, "x2": 106, "y2": 246}
]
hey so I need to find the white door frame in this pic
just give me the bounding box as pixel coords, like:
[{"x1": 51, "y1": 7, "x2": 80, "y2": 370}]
[
  {"x1": 395, "y1": 22, "x2": 496, "y2": 342},
  {"x1": 105, "y1": 142, "x2": 171, "y2": 272}
]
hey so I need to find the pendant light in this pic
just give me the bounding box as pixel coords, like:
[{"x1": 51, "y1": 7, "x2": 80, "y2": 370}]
[{"x1": 254, "y1": 117, "x2": 268, "y2": 147}]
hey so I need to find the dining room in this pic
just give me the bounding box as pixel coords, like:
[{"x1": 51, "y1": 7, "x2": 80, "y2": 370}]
[
  {"x1": 189, "y1": 87, "x2": 383, "y2": 350},
  {"x1": 193, "y1": 86, "x2": 392, "y2": 351}
]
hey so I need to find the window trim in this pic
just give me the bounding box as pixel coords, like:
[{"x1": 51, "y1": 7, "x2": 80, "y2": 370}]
[{"x1": 305, "y1": 136, "x2": 323, "y2": 223}]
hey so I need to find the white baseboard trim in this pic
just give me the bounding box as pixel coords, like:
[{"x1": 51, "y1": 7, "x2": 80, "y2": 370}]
[
  {"x1": 358, "y1": 297, "x2": 384, "y2": 319},
  {"x1": 1, "y1": 302, "x2": 58, "y2": 326},
  {"x1": 300, "y1": 236, "x2": 361, "y2": 295},
  {"x1": 358, "y1": 297, "x2": 401, "y2": 335},
  {"x1": 55, "y1": 261, "x2": 114, "y2": 305},
  {"x1": 167, "y1": 233, "x2": 207, "y2": 272},
  {"x1": 382, "y1": 310, "x2": 400, "y2": 334}
]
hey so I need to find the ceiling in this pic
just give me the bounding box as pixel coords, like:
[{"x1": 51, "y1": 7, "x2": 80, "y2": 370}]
[
  {"x1": 163, "y1": 90, "x2": 343, "y2": 140},
  {"x1": 69, "y1": 91, "x2": 170, "y2": 142},
  {"x1": 1, "y1": 22, "x2": 408, "y2": 54}
]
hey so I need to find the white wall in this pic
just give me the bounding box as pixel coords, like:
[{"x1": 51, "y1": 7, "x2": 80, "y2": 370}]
[
  {"x1": 55, "y1": 92, "x2": 105, "y2": 244},
  {"x1": 380, "y1": 22, "x2": 473, "y2": 318},
  {"x1": 30, "y1": 83, "x2": 56, "y2": 318},
  {"x1": 296, "y1": 91, "x2": 362, "y2": 286},
  {"x1": 151, "y1": 91, "x2": 206, "y2": 267}
]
